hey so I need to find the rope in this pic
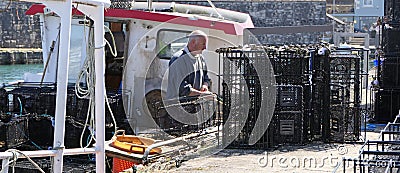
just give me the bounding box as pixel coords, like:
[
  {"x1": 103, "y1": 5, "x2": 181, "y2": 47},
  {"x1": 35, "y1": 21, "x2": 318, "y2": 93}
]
[
  {"x1": 105, "y1": 93, "x2": 118, "y2": 134},
  {"x1": 103, "y1": 25, "x2": 119, "y2": 134},
  {"x1": 104, "y1": 25, "x2": 118, "y2": 58},
  {"x1": 75, "y1": 18, "x2": 96, "y2": 148},
  {"x1": 0, "y1": 149, "x2": 45, "y2": 173},
  {"x1": 74, "y1": 18, "x2": 119, "y2": 148}
]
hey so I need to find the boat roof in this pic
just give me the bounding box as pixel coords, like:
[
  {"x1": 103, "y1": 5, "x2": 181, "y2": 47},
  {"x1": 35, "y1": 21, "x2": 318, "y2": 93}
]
[{"x1": 26, "y1": 3, "x2": 254, "y2": 35}]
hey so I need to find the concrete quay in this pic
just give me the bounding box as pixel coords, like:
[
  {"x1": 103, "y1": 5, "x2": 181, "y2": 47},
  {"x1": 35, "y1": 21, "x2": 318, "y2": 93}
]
[{"x1": 0, "y1": 48, "x2": 42, "y2": 65}]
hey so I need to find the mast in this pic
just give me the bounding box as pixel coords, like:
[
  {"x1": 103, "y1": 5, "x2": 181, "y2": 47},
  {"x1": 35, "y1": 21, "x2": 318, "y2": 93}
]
[
  {"x1": 74, "y1": 1, "x2": 108, "y2": 171},
  {"x1": 52, "y1": 5, "x2": 71, "y2": 173}
]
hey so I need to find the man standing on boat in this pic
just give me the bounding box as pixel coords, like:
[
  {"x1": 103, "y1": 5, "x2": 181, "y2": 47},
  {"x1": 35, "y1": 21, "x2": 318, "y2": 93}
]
[
  {"x1": 166, "y1": 30, "x2": 213, "y2": 100},
  {"x1": 164, "y1": 30, "x2": 215, "y2": 129}
]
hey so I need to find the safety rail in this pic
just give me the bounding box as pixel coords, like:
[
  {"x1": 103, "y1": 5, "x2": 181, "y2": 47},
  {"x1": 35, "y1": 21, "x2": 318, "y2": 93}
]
[
  {"x1": 333, "y1": 114, "x2": 400, "y2": 173},
  {"x1": 379, "y1": 123, "x2": 400, "y2": 141},
  {"x1": 0, "y1": 148, "x2": 96, "y2": 172}
]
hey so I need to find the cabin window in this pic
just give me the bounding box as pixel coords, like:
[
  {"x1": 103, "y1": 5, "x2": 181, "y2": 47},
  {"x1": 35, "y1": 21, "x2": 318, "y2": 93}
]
[
  {"x1": 156, "y1": 30, "x2": 190, "y2": 59},
  {"x1": 69, "y1": 20, "x2": 90, "y2": 83}
]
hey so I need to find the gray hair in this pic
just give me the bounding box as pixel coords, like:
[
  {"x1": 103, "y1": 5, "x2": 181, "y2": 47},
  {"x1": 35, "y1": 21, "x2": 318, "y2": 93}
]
[{"x1": 188, "y1": 30, "x2": 208, "y2": 43}]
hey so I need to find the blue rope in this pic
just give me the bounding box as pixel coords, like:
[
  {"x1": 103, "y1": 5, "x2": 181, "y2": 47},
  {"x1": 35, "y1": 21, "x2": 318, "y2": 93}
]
[
  {"x1": 30, "y1": 141, "x2": 43, "y2": 150},
  {"x1": 17, "y1": 97, "x2": 22, "y2": 116}
]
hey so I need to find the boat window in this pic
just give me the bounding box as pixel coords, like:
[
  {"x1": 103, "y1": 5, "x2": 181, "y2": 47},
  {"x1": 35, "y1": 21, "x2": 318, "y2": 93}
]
[
  {"x1": 69, "y1": 21, "x2": 90, "y2": 83},
  {"x1": 156, "y1": 30, "x2": 190, "y2": 59}
]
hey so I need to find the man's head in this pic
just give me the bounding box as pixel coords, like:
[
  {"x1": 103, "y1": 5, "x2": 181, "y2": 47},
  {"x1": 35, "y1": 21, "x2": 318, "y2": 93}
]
[{"x1": 187, "y1": 30, "x2": 208, "y2": 55}]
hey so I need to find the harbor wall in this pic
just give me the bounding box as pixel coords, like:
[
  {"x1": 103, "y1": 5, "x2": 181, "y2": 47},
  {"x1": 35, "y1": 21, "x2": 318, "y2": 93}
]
[
  {"x1": 163, "y1": 0, "x2": 328, "y2": 44},
  {"x1": 0, "y1": 49, "x2": 42, "y2": 65}
]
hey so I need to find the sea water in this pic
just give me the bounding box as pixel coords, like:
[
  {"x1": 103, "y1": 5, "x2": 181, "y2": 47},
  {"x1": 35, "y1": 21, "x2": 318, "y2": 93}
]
[
  {"x1": 0, "y1": 64, "x2": 43, "y2": 85},
  {"x1": 0, "y1": 56, "x2": 377, "y2": 86}
]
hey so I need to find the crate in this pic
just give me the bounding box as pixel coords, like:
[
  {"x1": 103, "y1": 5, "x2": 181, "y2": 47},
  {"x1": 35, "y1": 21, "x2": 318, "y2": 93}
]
[
  {"x1": 220, "y1": 48, "x2": 275, "y2": 149},
  {"x1": 0, "y1": 85, "x2": 132, "y2": 150},
  {"x1": 0, "y1": 88, "x2": 8, "y2": 113},
  {"x1": 270, "y1": 50, "x2": 311, "y2": 85},
  {"x1": 64, "y1": 116, "x2": 87, "y2": 148},
  {"x1": 310, "y1": 52, "x2": 331, "y2": 140},
  {"x1": 328, "y1": 54, "x2": 361, "y2": 142},
  {"x1": 329, "y1": 105, "x2": 346, "y2": 142},
  {"x1": 105, "y1": 90, "x2": 132, "y2": 136},
  {"x1": 309, "y1": 51, "x2": 362, "y2": 142},
  {"x1": 0, "y1": 116, "x2": 29, "y2": 150},
  {"x1": 28, "y1": 115, "x2": 54, "y2": 148},
  {"x1": 271, "y1": 112, "x2": 304, "y2": 145},
  {"x1": 6, "y1": 86, "x2": 56, "y2": 116},
  {"x1": 9, "y1": 87, "x2": 40, "y2": 114},
  {"x1": 273, "y1": 85, "x2": 304, "y2": 145},
  {"x1": 329, "y1": 55, "x2": 361, "y2": 107},
  {"x1": 37, "y1": 87, "x2": 56, "y2": 115},
  {"x1": 112, "y1": 157, "x2": 134, "y2": 173},
  {"x1": 275, "y1": 85, "x2": 303, "y2": 112}
]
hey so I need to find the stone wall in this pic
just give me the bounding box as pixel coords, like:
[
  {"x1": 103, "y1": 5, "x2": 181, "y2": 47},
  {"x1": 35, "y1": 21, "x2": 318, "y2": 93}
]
[
  {"x1": 177, "y1": 0, "x2": 326, "y2": 27},
  {"x1": 0, "y1": 2, "x2": 41, "y2": 48},
  {"x1": 174, "y1": 0, "x2": 328, "y2": 44}
]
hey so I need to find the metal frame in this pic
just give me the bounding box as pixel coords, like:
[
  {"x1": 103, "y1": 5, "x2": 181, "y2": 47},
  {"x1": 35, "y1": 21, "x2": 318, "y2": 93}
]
[
  {"x1": 0, "y1": 0, "x2": 110, "y2": 172},
  {"x1": 335, "y1": 115, "x2": 400, "y2": 173}
]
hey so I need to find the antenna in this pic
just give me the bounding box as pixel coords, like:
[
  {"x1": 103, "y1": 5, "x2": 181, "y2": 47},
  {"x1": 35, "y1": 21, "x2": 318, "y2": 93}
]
[
  {"x1": 206, "y1": 0, "x2": 223, "y2": 19},
  {"x1": 147, "y1": 0, "x2": 152, "y2": 11}
]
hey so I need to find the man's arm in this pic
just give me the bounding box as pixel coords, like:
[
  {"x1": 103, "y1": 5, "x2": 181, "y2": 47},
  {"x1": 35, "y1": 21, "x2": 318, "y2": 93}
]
[
  {"x1": 189, "y1": 87, "x2": 212, "y2": 96},
  {"x1": 181, "y1": 77, "x2": 212, "y2": 96},
  {"x1": 200, "y1": 65, "x2": 211, "y2": 92}
]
